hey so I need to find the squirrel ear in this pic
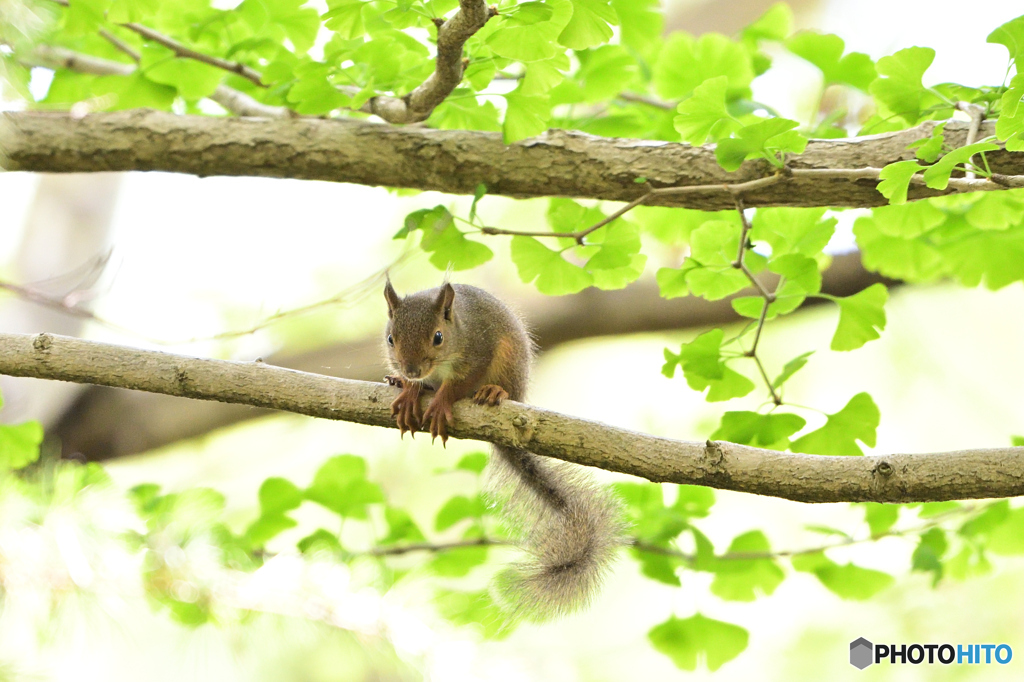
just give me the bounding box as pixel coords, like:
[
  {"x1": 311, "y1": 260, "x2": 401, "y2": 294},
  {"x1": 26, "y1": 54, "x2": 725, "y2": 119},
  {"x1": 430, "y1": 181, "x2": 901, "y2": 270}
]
[
  {"x1": 438, "y1": 283, "x2": 455, "y2": 321},
  {"x1": 384, "y1": 279, "x2": 401, "y2": 318}
]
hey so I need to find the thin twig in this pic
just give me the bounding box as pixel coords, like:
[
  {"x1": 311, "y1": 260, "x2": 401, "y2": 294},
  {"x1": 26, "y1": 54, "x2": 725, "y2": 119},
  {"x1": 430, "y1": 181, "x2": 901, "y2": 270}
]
[
  {"x1": 45, "y1": 0, "x2": 264, "y2": 86},
  {"x1": 731, "y1": 198, "x2": 782, "y2": 405},
  {"x1": 617, "y1": 92, "x2": 675, "y2": 110},
  {"x1": 122, "y1": 22, "x2": 265, "y2": 86},
  {"x1": 633, "y1": 503, "x2": 978, "y2": 563},
  {"x1": 98, "y1": 29, "x2": 140, "y2": 63},
  {"x1": 957, "y1": 101, "x2": 985, "y2": 180},
  {"x1": 23, "y1": 45, "x2": 289, "y2": 118},
  {"x1": 480, "y1": 174, "x2": 788, "y2": 244},
  {"x1": 366, "y1": 537, "x2": 500, "y2": 556},
  {"x1": 367, "y1": 504, "x2": 979, "y2": 564}
]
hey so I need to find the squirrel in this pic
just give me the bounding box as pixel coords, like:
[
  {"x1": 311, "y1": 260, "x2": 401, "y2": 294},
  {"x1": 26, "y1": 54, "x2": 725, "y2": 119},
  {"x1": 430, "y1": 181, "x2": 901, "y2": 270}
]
[{"x1": 383, "y1": 279, "x2": 624, "y2": 621}]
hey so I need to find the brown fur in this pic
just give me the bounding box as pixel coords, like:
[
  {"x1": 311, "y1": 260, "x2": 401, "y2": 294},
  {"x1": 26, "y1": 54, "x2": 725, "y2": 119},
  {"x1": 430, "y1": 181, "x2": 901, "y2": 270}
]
[{"x1": 384, "y1": 280, "x2": 625, "y2": 621}]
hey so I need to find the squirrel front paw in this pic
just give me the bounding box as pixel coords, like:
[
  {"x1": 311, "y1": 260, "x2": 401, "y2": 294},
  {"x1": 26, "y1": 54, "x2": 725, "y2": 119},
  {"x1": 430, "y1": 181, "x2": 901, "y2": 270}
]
[
  {"x1": 473, "y1": 384, "x2": 509, "y2": 406},
  {"x1": 422, "y1": 393, "x2": 455, "y2": 446},
  {"x1": 390, "y1": 380, "x2": 423, "y2": 437}
]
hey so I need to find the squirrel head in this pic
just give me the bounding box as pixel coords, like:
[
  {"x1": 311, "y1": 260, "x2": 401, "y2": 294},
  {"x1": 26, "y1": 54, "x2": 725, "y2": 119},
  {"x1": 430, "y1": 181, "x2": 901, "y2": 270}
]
[{"x1": 384, "y1": 280, "x2": 456, "y2": 381}]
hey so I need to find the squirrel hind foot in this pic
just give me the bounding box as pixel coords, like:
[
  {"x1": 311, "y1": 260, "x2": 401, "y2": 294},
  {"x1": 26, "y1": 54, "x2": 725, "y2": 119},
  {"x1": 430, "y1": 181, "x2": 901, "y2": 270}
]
[{"x1": 473, "y1": 384, "x2": 509, "y2": 406}]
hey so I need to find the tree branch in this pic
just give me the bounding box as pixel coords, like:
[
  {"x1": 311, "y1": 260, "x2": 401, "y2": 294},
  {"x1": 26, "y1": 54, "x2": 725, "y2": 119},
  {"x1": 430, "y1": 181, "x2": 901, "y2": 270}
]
[
  {"x1": 4, "y1": 332, "x2": 1022, "y2": 504},
  {"x1": 359, "y1": 0, "x2": 497, "y2": 123},
  {"x1": 5, "y1": 111, "x2": 1022, "y2": 209},
  {"x1": 22, "y1": 45, "x2": 289, "y2": 119}
]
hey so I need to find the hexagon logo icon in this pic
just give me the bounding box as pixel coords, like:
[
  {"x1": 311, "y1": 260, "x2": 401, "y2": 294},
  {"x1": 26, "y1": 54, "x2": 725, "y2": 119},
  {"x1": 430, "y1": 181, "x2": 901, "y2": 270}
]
[{"x1": 850, "y1": 638, "x2": 874, "y2": 669}]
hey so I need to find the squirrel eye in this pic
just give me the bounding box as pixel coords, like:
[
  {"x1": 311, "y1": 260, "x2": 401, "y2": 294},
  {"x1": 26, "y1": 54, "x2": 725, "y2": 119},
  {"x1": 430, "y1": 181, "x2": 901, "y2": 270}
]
[
  {"x1": 433, "y1": 330, "x2": 443, "y2": 346},
  {"x1": 387, "y1": 334, "x2": 394, "y2": 347}
]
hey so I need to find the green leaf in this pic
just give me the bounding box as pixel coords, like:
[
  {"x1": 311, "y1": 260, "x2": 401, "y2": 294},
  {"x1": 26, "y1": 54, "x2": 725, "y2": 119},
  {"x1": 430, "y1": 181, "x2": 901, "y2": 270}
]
[
  {"x1": 435, "y1": 494, "x2": 486, "y2": 531},
  {"x1": 673, "y1": 76, "x2": 737, "y2": 144},
  {"x1": 615, "y1": 482, "x2": 689, "y2": 543},
  {"x1": 959, "y1": 500, "x2": 1009, "y2": 539},
  {"x1": 257, "y1": 477, "x2": 303, "y2": 515},
  {"x1": 62, "y1": 0, "x2": 111, "y2": 35},
  {"x1": 831, "y1": 283, "x2": 888, "y2": 351},
  {"x1": 741, "y1": 3, "x2": 792, "y2": 42},
  {"x1": 425, "y1": 225, "x2": 494, "y2": 271},
  {"x1": 430, "y1": 543, "x2": 489, "y2": 577},
  {"x1": 558, "y1": 0, "x2": 618, "y2": 50},
  {"x1": 671, "y1": 220, "x2": 751, "y2": 300},
  {"x1": 573, "y1": 45, "x2": 637, "y2": 103},
  {"x1": 733, "y1": 254, "x2": 821, "y2": 319},
  {"x1": 674, "y1": 485, "x2": 715, "y2": 517},
  {"x1": 711, "y1": 531, "x2": 785, "y2": 601},
  {"x1": 297, "y1": 528, "x2": 343, "y2": 555},
  {"x1": 401, "y1": 205, "x2": 492, "y2": 270},
  {"x1": 863, "y1": 503, "x2": 898, "y2": 537},
  {"x1": 429, "y1": 95, "x2": 501, "y2": 132},
  {"x1": 653, "y1": 32, "x2": 754, "y2": 100},
  {"x1": 637, "y1": 207, "x2": 740, "y2": 245},
  {"x1": 455, "y1": 452, "x2": 489, "y2": 475},
  {"x1": 871, "y1": 201, "x2": 946, "y2": 238},
  {"x1": 379, "y1": 507, "x2": 427, "y2": 545},
  {"x1": 0, "y1": 421, "x2": 44, "y2": 471},
  {"x1": 790, "y1": 392, "x2": 880, "y2": 457},
  {"x1": 771, "y1": 351, "x2": 813, "y2": 389},
  {"x1": 305, "y1": 455, "x2": 384, "y2": 519},
  {"x1": 93, "y1": 73, "x2": 176, "y2": 111},
  {"x1": 876, "y1": 160, "x2": 922, "y2": 205},
  {"x1": 522, "y1": 53, "x2": 570, "y2": 96},
  {"x1": 907, "y1": 121, "x2": 947, "y2": 163},
  {"x1": 917, "y1": 500, "x2": 961, "y2": 518},
  {"x1": 487, "y1": 0, "x2": 572, "y2": 61},
  {"x1": 987, "y1": 507, "x2": 1024, "y2": 555},
  {"x1": 997, "y1": 74, "x2": 1024, "y2": 150},
  {"x1": 966, "y1": 192, "x2": 1024, "y2": 230},
  {"x1": 816, "y1": 562, "x2": 894, "y2": 600},
  {"x1": 435, "y1": 589, "x2": 510, "y2": 640},
  {"x1": 987, "y1": 14, "x2": 1024, "y2": 64},
  {"x1": 503, "y1": 88, "x2": 551, "y2": 143},
  {"x1": 510, "y1": 236, "x2": 593, "y2": 295},
  {"x1": 397, "y1": 204, "x2": 452, "y2": 239},
  {"x1": 663, "y1": 329, "x2": 755, "y2": 402},
  {"x1": 937, "y1": 223, "x2": 1024, "y2": 289},
  {"x1": 648, "y1": 614, "x2": 749, "y2": 672},
  {"x1": 715, "y1": 118, "x2": 807, "y2": 171},
  {"x1": 107, "y1": 0, "x2": 159, "y2": 23},
  {"x1": 911, "y1": 527, "x2": 947, "y2": 585},
  {"x1": 632, "y1": 547, "x2": 683, "y2": 586},
  {"x1": 853, "y1": 217, "x2": 947, "y2": 282},
  {"x1": 784, "y1": 31, "x2": 876, "y2": 90},
  {"x1": 286, "y1": 63, "x2": 350, "y2": 114},
  {"x1": 922, "y1": 142, "x2": 1000, "y2": 190},
  {"x1": 869, "y1": 47, "x2": 935, "y2": 123},
  {"x1": 610, "y1": 0, "x2": 662, "y2": 54},
  {"x1": 711, "y1": 411, "x2": 806, "y2": 450},
  {"x1": 1013, "y1": 435, "x2": 1024, "y2": 447},
  {"x1": 323, "y1": 2, "x2": 365, "y2": 38},
  {"x1": 750, "y1": 207, "x2": 835, "y2": 258},
  {"x1": 244, "y1": 513, "x2": 297, "y2": 547}
]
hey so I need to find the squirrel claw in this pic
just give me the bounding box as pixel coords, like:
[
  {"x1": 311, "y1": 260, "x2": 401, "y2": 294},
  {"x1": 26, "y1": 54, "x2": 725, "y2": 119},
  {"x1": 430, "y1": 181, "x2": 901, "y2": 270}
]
[
  {"x1": 473, "y1": 384, "x2": 508, "y2": 406},
  {"x1": 384, "y1": 375, "x2": 404, "y2": 388},
  {"x1": 423, "y1": 394, "x2": 453, "y2": 446},
  {"x1": 390, "y1": 380, "x2": 422, "y2": 436}
]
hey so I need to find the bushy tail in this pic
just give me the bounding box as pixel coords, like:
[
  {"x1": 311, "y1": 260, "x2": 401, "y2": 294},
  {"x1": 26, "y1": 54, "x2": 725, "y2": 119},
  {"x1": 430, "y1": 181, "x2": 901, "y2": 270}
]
[{"x1": 488, "y1": 445, "x2": 626, "y2": 622}]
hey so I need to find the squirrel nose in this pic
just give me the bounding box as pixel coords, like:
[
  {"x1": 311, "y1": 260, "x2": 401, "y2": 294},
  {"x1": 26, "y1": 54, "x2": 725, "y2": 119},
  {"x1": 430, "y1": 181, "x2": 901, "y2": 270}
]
[{"x1": 404, "y1": 364, "x2": 421, "y2": 379}]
